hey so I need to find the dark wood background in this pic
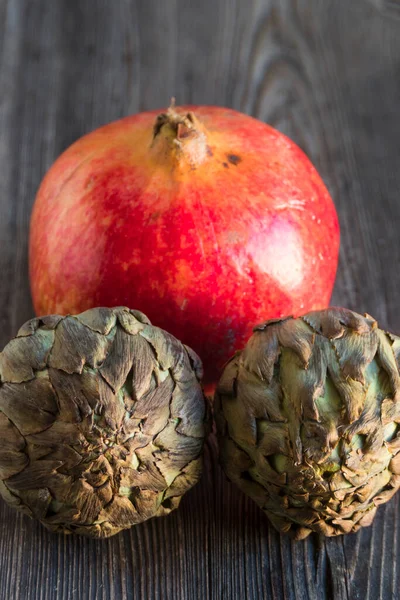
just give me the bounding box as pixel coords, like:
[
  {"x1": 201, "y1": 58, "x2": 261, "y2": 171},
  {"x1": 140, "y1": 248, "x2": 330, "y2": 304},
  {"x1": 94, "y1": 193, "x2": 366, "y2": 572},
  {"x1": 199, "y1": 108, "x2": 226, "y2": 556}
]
[{"x1": 1, "y1": 1, "x2": 400, "y2": 598}]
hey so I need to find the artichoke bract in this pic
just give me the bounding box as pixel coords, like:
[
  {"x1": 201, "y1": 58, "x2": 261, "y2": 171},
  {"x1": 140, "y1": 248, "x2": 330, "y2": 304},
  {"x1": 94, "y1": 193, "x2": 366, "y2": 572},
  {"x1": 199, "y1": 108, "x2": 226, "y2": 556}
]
[
  {"x1": 215, "y1": 308, "x2": 400, "y2": 539},
  {"x1": 0, "y1": 307, "x2": 207, "y2": 538}
]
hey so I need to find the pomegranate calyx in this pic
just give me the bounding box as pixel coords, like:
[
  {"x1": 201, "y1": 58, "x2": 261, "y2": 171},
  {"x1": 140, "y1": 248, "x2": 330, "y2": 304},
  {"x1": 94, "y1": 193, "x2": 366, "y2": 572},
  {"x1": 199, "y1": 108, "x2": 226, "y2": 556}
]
[{"x1": 151, "y1": 104, "x2": 210, "y2": 169}]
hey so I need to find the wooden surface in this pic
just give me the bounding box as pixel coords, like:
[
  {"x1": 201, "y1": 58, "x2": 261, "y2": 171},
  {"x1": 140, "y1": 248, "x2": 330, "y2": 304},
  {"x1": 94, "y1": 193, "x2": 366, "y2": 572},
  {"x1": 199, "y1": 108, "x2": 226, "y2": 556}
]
[{"x1": 0, "y1": 1, "x2": 400, "y2": 598}]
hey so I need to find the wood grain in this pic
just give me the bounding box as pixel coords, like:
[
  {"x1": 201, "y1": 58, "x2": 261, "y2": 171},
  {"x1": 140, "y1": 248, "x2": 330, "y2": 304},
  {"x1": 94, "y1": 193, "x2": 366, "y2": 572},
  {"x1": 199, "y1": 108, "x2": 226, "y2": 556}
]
[{"x1": 0, "y1": 0, "x2": 400, "y2": 598}]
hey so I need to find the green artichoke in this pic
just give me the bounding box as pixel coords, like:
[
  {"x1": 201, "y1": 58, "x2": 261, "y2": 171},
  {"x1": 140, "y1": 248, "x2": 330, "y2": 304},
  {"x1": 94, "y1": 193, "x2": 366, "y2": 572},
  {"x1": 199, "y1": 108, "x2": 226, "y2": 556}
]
[
  {"x1": 215, "y1": 308, "x2": 400, "y2": 539},
  {"x1": 0, "y1": 307, "x2": 206, "y2": 538}
]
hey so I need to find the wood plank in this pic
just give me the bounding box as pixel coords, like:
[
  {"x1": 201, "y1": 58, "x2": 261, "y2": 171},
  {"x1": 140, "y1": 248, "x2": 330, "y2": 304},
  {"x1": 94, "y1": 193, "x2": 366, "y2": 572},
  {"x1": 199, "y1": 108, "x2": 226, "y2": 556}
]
[{"x1": 0, "y1": 0, "x2": 400, "y2": 598}]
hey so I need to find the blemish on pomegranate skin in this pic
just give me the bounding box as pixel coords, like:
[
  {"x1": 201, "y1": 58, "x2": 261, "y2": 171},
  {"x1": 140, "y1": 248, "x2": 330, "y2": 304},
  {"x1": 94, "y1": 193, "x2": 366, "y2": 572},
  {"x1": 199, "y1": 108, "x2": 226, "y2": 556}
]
[
  {"x1": 150, "y1": 211, "x2": 161, "y2": 222},
  {"x1": 85, "y1": 176, "x2": 96, "y2": 190},
  {"x1": 101, "y1": 216, "x2": 113, "y2": 226},
  {"x1": 223, "y1": 162, "x2": 229, "y2": 168},
  {"x1": 227, "y1": 154, "x2": 242, "y2": 165}
]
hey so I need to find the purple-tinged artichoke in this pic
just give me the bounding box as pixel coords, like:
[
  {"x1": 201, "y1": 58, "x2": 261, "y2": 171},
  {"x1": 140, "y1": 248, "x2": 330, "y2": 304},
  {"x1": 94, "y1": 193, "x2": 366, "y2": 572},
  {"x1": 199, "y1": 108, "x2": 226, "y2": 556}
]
[{"x1": 0, "y1": 307, "x2": 206, "y2": 538}]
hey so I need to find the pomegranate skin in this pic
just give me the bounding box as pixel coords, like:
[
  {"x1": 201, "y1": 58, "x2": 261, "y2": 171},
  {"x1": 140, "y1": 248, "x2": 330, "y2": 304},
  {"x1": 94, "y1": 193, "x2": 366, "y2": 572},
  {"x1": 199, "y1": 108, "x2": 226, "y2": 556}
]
[{"x1": 29, "y1": 105, "x2": 340, "y2": 386}]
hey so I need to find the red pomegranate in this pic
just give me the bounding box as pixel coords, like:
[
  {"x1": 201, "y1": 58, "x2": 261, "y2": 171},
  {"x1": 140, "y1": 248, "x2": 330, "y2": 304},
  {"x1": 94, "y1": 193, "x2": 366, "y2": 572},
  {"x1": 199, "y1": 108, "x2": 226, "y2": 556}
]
[{"x1": 29, "y1": 104, "x2": 340, "y2": 386}]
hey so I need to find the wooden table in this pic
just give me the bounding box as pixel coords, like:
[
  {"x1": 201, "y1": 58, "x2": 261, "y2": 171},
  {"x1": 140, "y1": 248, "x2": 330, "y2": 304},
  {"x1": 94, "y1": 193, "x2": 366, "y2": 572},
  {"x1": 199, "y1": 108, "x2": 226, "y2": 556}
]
[{"x1": 1, "y1": 1, "x2": 399, "y2": 598}]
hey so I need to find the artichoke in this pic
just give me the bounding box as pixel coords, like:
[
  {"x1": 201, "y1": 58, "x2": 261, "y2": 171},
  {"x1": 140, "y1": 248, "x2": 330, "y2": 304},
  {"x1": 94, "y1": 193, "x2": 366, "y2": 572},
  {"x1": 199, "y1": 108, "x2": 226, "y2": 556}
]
[
  {"x1": 215, "y1": 307, "x2": 400, "y2": 539},
  {"x1": 0, "y1": 307, "x2": 206, "y2": 538}
]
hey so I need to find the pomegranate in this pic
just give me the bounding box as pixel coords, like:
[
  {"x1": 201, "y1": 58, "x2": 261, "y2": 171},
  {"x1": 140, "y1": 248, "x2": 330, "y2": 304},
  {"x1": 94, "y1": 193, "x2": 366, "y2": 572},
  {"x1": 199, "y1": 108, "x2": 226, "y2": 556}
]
[{"x1": 29, "y1": 104, "x2": 340, "y2": 386}]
